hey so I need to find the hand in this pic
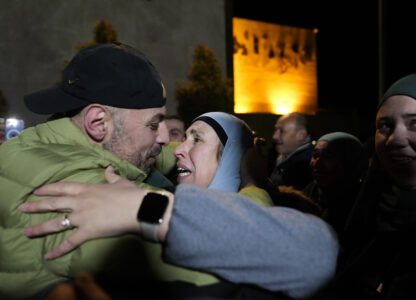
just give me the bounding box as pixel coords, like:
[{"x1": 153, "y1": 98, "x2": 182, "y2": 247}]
[{"x1": 19, "y1": 166, "x2": 146, "y2": 259}]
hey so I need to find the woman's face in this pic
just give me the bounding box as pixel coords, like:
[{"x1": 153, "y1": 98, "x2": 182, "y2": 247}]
[
  {"x1": 174, "y1": 120, "x2": 221, "y2": 187},
  {"x1": 310, "y1": 140, "x2": 343, "y2": 187},
  {"x1": 375, "y1": 95, "x2": 416, "y2": 188}
]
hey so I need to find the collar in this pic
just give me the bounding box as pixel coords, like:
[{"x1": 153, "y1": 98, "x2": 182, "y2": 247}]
[{"x1": 38, "y1": 118, "x2": 147, "y2": 182}]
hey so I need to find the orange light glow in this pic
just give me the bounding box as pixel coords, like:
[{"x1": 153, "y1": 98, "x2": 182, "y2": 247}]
[{"x1": 233, "y1": 18, "x2": 318, "y2": 115}]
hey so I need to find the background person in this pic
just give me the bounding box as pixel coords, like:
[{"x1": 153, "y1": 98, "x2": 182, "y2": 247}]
[
  {"x1": 303, "y1": 132, "x2": 367, "y2": 238},
  {"x1": 314, "y1": 73, "x2": 416, "y2": 299},
  {"x1": 268, "y1": 112, "x2": 314, "y2": 190},
  {"x1": 165, "y1": 114, "x2": 186, "y2": 142}
]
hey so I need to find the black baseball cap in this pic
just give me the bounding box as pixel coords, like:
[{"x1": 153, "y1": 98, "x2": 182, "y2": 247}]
[{"x1": 24, "y1": 42, "x2": 166, "y2": 114}]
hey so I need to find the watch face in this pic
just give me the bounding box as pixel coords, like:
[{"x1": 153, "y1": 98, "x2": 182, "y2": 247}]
[{"x1": 137, "y1": 192, "x2": 169, "y2": 224}]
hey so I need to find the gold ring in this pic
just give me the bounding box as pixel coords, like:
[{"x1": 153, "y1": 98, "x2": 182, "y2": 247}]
[{"x1": 61, "y1": 214, "x2": 71, "y2": 229}]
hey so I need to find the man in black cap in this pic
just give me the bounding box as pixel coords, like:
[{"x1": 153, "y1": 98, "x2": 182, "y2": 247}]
[
  {"x1": 0, "y1": 42, "x2": 205, "y2": 299},
  {"x1": 24, "y1": 42, "x2": 171, "y2": 179}
]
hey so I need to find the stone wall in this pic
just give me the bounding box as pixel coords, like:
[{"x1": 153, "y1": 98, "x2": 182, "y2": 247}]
[{"x1": 0, "y1": 0, "x2": 227, "y2": 127}]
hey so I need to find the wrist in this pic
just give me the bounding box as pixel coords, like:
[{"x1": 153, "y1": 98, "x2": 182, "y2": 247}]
[{"x1": 136, "y1": 189, "x2": 174, "y2": 242}]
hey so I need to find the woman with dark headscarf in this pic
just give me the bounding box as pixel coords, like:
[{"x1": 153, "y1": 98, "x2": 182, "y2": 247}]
[
  {"x1": 303, "y1": 132, "x2": 367, "y2": 237},
  {"x1": 314, "y1": 73, "x2": 416, "y2": 300}
]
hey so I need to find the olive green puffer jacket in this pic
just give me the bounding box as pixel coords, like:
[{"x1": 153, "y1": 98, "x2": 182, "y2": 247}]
[{"x1": 0, "y1": 118, "x2": 218, "y2": 299}]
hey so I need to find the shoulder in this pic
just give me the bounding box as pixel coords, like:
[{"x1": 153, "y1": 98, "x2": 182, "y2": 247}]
[{"x1": 239, "y1": 185, "x2": 274, "y2": 207}]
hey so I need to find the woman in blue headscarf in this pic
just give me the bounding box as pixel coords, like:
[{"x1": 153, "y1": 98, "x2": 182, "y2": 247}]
[{"x1": 174, "y1": 111, "x2": 272, "y2": 206}]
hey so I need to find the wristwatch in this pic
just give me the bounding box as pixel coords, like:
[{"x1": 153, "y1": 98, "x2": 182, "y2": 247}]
[{"x1": 137, "y1": 191, "x2": 169, "y2": 242}]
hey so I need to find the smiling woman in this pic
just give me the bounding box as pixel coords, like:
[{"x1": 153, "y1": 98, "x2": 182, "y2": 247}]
[
  {"x1": 314, "y1": 73, "x2": 416, "y2": 299},
  {"x1": 375, "y1": 95, "x2": 416, "y2": 187}
]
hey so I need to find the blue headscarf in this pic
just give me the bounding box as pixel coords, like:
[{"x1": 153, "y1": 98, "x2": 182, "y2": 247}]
[{"x1": 192, "y1": 112, "x2": 253, "y2": 192}]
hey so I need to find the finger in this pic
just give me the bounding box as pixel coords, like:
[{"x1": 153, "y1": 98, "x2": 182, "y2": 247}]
[
  {"x1": 19, "y1": 197, "x2": 75, "y2": 213},
  {"x1": 23, "y1": 215, "x2": 70, "y2": 237},
  {"x1": 45, "y1": 231, "x2": 85, "y2": 259},
  {"x1": 104, "y1": 166, "x2": 123, "y2": 184},
  {"x1": 34, "y1": 181, "x2": 87, "y2": 196}
]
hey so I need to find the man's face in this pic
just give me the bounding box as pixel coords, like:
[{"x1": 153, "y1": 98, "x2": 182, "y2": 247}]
[
  {"x1": 104, "y1": 106, "x2": 169, "y2": 174},
  {"x1": 272, "y1": 116, "x2": 302, "y2": 156},
  {"x1": 375, "y1": 95, "x2": 416, "y2": 188},
  {"x1": 166, "y1": 118, "x2": 185, "y2": 142}
]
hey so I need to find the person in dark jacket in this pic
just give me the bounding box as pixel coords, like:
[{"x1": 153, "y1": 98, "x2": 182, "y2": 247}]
[
  {"x1": 315, "y1": 73, "x2": 416, "y2": 299},
  {"x1": 303, "y1": 131, "x2": 367, "y2": 239},
  {"x1": 268, "y1": 112, "x2": 314, "y2": 190}
]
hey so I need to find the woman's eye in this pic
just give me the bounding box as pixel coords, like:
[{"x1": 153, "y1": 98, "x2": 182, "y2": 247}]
[
  {"x1": 407, "y1": 119, "x2": 416, "y2": 131},
  {"x1": 376, "y1": 122, "x2": 392, "y2": 135}
]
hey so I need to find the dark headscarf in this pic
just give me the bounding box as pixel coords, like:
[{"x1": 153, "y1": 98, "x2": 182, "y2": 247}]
[
  {"x1": 318, "y1": 132, "x2": 366, "y2": 182},
  {"x1": 379, "y1": 73, "x2": 416, "y2": 109}
]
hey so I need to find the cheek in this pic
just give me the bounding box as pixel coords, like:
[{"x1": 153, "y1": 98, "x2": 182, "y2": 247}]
[
  {"x1": 190, "y1": 147, "x2": 219, "y2": 186},
  {"x1": 324, "y1": 159, "x2": 340, "y2": 173},
  {"x1": 409, "y1": 133, "x2": 416, "y2": 151},
  {"x1": 375, "y1": 134, "x2": 387, "y2": 157},
  {"x1": 140, "y1": 133, "x2": 158, "y2": 150}
]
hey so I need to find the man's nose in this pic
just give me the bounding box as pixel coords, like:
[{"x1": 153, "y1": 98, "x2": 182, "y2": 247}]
[
  {"x1": 272, "y1": 131, "x2": 280, "y2": 141},
  {"x1": 157, "y1": 121, "x2": 170, "y2": 145}
]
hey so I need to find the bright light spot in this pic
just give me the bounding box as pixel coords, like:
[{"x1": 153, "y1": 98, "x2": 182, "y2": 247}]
[
  {"x1": 272, "y1": 102, "x2": 293, "y2": 115},
  {"x1": 6, "y1": 118, "x2": 18, "y2": 127}
]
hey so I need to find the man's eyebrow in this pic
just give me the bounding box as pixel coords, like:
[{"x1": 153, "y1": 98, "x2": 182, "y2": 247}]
[
  {"x1": 403, "y1": 113, "x2": 416, "y2": 119},
  {"x1": 148, "y1": 113, "x2": 165, "y2": 123}
]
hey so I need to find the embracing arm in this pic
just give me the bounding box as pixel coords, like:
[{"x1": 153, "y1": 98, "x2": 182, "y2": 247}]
[
  {"x1": 165, "y1": 184, "x2": 339, "y2": 298},
  {"x1": 19, "y1": 167, "x2": 174, "y2": 259}
]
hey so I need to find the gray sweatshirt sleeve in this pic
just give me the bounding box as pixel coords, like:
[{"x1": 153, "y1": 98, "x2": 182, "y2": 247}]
[{"x1": 163, "y1": 184, "x2": 339, "y2": 299}]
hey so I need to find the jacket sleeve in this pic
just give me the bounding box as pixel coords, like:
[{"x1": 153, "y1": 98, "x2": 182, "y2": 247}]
[{"x1": 164, "y1": 184, "x2": 339, "y2": 299}]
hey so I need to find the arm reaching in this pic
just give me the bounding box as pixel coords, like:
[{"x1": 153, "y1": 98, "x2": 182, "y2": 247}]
[
  {"x1": 165, "y1": 184, "x2": 339, "y2": 298},
  {"x1": 20, "y1": 166, "x2": 174, "y2": 259}
]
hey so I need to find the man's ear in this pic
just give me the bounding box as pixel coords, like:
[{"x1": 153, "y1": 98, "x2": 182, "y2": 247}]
[
  {"x1": 83, "y1": 105, "x2": 111, "y2": 143},
  {"x1": 296, "y1": 128, "x2": 307, "y2": 142}
]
